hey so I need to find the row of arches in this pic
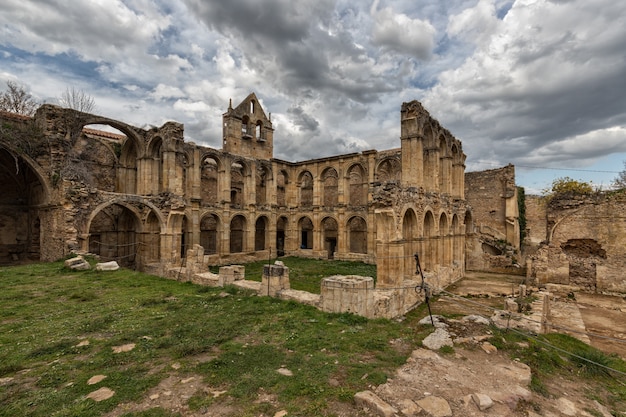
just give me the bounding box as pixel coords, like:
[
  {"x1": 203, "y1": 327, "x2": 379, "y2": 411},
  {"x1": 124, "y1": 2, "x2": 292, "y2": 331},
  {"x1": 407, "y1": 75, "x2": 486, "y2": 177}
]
[{"x1": 84, "y1": 199, "x2": 373, "y2": 267}]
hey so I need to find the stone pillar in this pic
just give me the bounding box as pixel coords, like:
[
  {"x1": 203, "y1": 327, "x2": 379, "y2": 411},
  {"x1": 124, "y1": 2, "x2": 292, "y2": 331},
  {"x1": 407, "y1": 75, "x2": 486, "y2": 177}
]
[
  {"x1": 218, "y1": 265, "x2": 245, "y2": 286},
  {"x1": 259, "y1": 262, "x2": 290, "y2": 296},
  {"x1": 320, "y1": 275, "x2": 374, "y2": 316}
]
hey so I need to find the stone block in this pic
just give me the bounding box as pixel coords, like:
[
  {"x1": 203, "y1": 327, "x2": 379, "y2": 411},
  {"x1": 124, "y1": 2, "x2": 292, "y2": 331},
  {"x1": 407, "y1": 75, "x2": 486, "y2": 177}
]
[
  {"x1": 96, "y1": 261, "x2": 120, "y2": 271},
  {"x1": 354, "y1": 390, "x2": 397, "y2": 417},
  {"x1": 65, "y1": 256, "x2": 91, "y2": 270}
]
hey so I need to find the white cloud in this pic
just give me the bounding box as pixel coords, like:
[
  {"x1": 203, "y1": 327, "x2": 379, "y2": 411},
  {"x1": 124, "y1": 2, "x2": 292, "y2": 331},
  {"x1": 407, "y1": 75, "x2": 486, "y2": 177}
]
[
  {"x1": 1, "y1": 0, "x2": 625, "y2": 191},
  {"x1": 371, "y1": 4, "x2": 436, "y2": 59}
]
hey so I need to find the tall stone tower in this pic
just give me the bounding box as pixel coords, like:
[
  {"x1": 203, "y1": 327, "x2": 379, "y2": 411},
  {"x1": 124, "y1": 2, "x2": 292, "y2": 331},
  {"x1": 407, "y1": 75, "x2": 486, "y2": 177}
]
[{"x1": 222, "y1": 93, "x2": 274, "y2": 160}]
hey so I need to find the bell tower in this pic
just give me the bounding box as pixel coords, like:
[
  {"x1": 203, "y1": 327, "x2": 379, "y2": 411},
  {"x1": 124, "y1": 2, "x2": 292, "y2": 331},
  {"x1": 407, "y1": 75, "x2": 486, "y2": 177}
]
[{"x1": 222, "y1": 93, "x2": 274, "y2": 160}]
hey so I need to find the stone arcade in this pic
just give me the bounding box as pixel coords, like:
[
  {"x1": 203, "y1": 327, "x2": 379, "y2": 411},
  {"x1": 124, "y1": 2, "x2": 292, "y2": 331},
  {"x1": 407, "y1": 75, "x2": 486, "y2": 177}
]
[{"x1": 0, "y1": 94, "x2": 470, "y2": 314}]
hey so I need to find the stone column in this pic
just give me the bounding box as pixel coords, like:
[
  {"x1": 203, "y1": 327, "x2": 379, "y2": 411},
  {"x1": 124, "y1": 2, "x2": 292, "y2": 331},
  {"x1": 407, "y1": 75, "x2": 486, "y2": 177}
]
[{"x1": 259, "y1": 263, "x2": 290, "y2": 296}]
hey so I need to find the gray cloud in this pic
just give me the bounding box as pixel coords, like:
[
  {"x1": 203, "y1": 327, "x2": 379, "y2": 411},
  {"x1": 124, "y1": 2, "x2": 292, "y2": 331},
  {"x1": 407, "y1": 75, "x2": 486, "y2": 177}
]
[{"x1": 1, "y1": 0, "x2": 625, "y2": 191}]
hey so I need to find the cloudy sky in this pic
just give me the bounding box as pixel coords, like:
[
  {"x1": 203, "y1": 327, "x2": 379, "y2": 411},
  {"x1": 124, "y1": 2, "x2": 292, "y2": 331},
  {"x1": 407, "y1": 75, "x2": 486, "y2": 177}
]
[{"x1": 1, "y1": 0, "x2": 625, "y2": 193}]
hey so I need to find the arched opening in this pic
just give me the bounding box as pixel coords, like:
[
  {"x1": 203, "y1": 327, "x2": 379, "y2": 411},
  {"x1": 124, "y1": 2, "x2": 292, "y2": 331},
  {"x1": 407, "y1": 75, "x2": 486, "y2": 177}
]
[
  {"x1": 230, "y1": 161, "x2": 245, "y2": 208},
  {"x1": 118, "y1": 137, "x2": 138, "y2": 194},
  {"x1": 201, "y1": 156, "x2": 219, "y2": 205},
  {"x1": 299, "y1": 217, "x2": 313, "y2": 249},
  {"x1": 299, "y1": 171, "x2": 313, "y2": 207},
  {"x1": 423, "y1": 211, "x2": 435, "y2": 271},
  {"x1": 180, "y1": 216, "x2": 190, "y2": 259},
  {"x1": 230, "y1": 215, "x2": 246, "y2": 253},
  {"x1": 78, "y1": 124, "x2": 122, "y2": 191},
  {"x1": 562, "y1": 239, "x2": 606, "y2": 291},
  {"x1": 376, "y1": 158, "x2": 400, "y2": 183},
  {"x1": 277, "y1": 170, "x2": 288, "y2": 207},
  {"x1": 451, "y1": 214, "x2": 461, "y2": 266},
  {"x1": 241, "y1": 115, "x2": 250, "y2": 138},
  {"x1": 256, "y1": 165, "x2": 269, "y2": 206},
  {"x1": 0, "y1": 147, "x2": 47, "y2": 264},
  {"x1": 200, "y1": 214, "x2": 219, "y2": 255},
  {"x1": 439, "y1": 212, "x2": 449, "y2": 265},
  {"x1": 348, "y1": 216, "x2": 367, "y2": 254},
  {"x1": 322, "y1": 217, "x2": 338, "y2": 259},
  {"x1": 144, "y1": 211, "x2": 161, "y2": 263},
  {"x1": 322, "y1": 167, "x2": 338, "y2": 207},
  {"x1": 88, "y1": 203, "x2": 140, "y2": 268},
  {"x1": 255, "y1": 216, "x2": 268, "y2": 251},
  {"x1": 402, "y1": 209, "x2": 418, "y2": 278},
  {"x1": 255, "y1": 121, "x2": 263, "y2": 141},
  {"x1": 148, "y1": 137, "x2": 163, "y2": 194},
  {"x1": 348, "y1": 164, "x2": 367, "y2": 206},
  {"x1": 276, "y1": 216, "x2": 288, "y2": 256}
]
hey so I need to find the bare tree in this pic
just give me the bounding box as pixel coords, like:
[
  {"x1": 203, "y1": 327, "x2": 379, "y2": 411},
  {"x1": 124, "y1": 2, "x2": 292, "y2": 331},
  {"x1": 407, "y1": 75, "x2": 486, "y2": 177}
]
[
  {"x1": 0, "y1": 81, "x2": 39, "y2": 115},
  {"x1": 58, "y1": 86, "x2": 96, "y2": 113},
  {"x1": 613, "y1": 161, "x2": 626, "y2": 190}
]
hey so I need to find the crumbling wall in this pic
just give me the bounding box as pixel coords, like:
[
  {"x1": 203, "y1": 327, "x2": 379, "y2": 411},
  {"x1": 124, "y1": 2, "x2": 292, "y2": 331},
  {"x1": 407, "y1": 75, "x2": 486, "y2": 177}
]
[
  {"x1": 464, "y1": 165, "x2": 521, "y2": 272},
  {"x1": 528, "y1": 191, "x2": 626, "y2": 293}
]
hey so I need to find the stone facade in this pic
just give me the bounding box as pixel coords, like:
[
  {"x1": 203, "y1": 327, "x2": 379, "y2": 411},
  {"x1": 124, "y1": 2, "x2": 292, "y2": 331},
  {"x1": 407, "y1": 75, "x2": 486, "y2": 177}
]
[
  {"x1": 527, "y1": 191, "x2": 626, "y2": 293},
  {"x1": 464, "y1": 165, "x2": 521, "y2": 272},
  {"x1": 0, "y1": 93, "x2": 467, "y2": 289}
]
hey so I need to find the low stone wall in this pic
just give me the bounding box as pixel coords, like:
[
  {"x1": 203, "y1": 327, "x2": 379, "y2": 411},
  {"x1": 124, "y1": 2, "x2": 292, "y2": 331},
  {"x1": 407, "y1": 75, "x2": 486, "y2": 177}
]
[{"x1": 165, "y1": 247, "x2": 456, "y2": 319}]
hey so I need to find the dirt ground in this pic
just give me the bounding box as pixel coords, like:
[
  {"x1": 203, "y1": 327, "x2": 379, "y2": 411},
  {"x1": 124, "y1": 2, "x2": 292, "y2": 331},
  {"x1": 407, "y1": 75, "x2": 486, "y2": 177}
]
[
  {"x1": 447, "y1": 272, "x2": 626, "y2": 360},
  {"x1": 103, "y1": 272, "x2": 626, "y2": 416}
]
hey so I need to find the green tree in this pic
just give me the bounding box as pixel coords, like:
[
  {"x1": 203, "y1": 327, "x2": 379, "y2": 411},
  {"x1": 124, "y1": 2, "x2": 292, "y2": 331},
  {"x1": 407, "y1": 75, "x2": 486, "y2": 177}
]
[
  {"x1": 0, "y1": 81, "x2": 39, "y2": 115},
  {"x1": 543, "y1": 177, "x2": 593, "y2": 199}
]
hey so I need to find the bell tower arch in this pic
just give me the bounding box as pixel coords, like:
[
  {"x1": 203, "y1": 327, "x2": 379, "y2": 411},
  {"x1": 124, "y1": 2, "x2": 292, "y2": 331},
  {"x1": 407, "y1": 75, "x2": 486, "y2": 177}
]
[{"x1": 222, "y1": 93, "x2": 274, "y2": 160}]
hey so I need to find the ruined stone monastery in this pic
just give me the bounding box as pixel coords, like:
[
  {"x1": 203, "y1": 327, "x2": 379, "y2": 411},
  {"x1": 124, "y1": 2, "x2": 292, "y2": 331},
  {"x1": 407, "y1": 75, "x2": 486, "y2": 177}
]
[
  {"x1": 0, "y1": 94, "x2": 469, "y2": 290},
  {"x1": 2, "y1": 92, "x2": 624, "y2": 299}
]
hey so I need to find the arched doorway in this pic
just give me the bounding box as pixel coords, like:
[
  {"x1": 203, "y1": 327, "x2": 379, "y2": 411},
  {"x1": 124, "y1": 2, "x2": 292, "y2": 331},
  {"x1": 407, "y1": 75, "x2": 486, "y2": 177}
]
[
  {"x1": 230, "y1": 215, "x2": 246, "y2": 253},
  {"x1": 255, "y1": 216, "x2": 268, "y2": 251},
  {"x1": 0, "y1": 146, "x2": 48, "y2": 264},
  {"x1": 276, "y1": 216, "x2": 288, "y2": 256},
  {"x1": 88, "y1": 203, "x2": 140, "y2": 268},
  {"x1": 322, "y1": 217, "x2": 338, "y2": 259},
  {"x1": 299, "y1": 217, "x2": 313, "y2": 249},
  {"x1": 200, "y1": 214, "x2": 219, "y2": 254},
  {"x1": 402, "y1": 209, "x2": 418, "y2": 278},
  {"x1": 348, "y1": 216, "x2": 367, "y2": 254}
]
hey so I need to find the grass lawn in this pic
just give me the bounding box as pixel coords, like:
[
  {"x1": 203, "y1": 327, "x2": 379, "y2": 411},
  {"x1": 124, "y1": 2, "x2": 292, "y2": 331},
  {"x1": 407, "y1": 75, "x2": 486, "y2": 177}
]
[
  {"x1": 1, "y1": 259, "x2": 624, "y2": 416},
  {"x1": 0, "y1": 259, "x2": 423, "y2": 417}
]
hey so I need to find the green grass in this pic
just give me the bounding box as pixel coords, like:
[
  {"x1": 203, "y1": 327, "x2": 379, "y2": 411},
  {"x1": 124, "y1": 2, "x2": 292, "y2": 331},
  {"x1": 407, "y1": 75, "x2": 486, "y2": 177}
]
[
  {"x1": 215, "y1": 256, "x2": 377, "y2": 294},
  {"x1": 489, "y1": 328, "x2": 626, "y2": 412},
  {"x1": 0, "y1": 259, "x2": 413, "y2": 417}
]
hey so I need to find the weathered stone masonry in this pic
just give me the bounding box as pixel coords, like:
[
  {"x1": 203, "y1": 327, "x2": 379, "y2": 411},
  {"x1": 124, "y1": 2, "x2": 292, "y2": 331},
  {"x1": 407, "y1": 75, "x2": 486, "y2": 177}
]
[
  {"x1": 527, "y1": 191, "x2": 626, "y2": 293},
  {"x1": 0, "y1": 93, "x2": 468, "y2": 291}
]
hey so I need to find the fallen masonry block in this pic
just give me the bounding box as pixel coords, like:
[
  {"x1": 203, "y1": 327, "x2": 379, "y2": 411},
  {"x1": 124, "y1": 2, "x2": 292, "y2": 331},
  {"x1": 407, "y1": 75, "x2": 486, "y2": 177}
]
[
  {"x1": 96, "y1": 261, "x2": 120, "y2": 271},
  {"x1": 65, "y1": 256, "x2": 91, "y2": 270}
]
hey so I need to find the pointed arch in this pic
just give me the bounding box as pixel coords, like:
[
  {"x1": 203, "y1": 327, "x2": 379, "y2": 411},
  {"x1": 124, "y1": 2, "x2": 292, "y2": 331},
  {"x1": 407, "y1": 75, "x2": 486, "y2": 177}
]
[
  {"x1": 201, "y1": 155, "x2": 220, "y2": 205},
  {"x1": 347, "y1": 216, "x2": 367, "y2": 254},
  {"x1": 298, "y1": 170, "x2": 313, "y2": 207},
  {"x1": 200, "y1": 213, "x2": 220, "y2": 255},
  {"x1": 321, "y1": 167, "x2": 338, "y2": 207},
  {"x1": 298, "y1": 216, "x2": 313, "y2": 249},
  {"x1": 277, "y1": 169, "x2": 289, "y2": 207},
  {"x1": 376, "y1": 157, "x2": 400, "y2": 183},
  {"x1": 255, "y1": 215, "x2": 268, "y2": 251},
  {"x1": 347, "y1": 163, "x2": 367, "y2": 206},
  {"x1": 322, "y1": 216, "x2": 338, "y2": 259},
  {"x1": 230, "y1": 215, "x2": 247, "y2": 253}
]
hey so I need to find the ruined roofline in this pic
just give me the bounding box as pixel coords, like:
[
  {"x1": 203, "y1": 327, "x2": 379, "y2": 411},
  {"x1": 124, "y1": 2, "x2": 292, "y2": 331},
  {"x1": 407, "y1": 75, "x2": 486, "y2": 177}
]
[
  {"x1": 82, "y1": 127, "x2": 127, "y2": 141},
  {"x1": 465, "y1": 163, "x2": 515, "y2": 174}
]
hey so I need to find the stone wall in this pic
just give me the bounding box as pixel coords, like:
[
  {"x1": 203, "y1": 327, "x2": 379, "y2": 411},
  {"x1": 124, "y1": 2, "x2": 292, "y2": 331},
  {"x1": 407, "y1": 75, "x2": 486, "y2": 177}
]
[
  {"x1": 0, "y1": 94, "x2": 469, "y2": 297},
  {"x1": 464, "y1": 164, "x2": 521, "y2": 272},
  {"x1": 527, "y1": 191, "x2": 626, "y2": 293}
]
